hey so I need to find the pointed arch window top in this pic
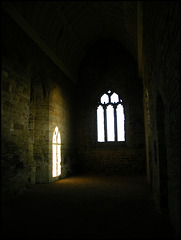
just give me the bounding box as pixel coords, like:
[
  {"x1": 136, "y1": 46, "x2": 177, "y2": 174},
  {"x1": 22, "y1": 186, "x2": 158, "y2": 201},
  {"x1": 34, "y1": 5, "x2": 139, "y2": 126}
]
[
  {"x1": 99, "y1": 90, "x2": 123, "y2": 106},
  {"x1": 53, "y1": 126, "x2": 61, "y2": 144},
  {"x1": 111, "y1": 93, "x2": 119, "y2": 103},
  {"x1": 101, "y1": 94, "x2": 109, "y2": 104}
]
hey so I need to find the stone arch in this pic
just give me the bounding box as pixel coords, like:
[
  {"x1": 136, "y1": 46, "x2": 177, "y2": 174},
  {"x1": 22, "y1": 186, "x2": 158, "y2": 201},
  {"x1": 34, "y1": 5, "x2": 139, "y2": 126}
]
[{"x1": 31, "y1": 69, "x2": 49, "y2": 100}]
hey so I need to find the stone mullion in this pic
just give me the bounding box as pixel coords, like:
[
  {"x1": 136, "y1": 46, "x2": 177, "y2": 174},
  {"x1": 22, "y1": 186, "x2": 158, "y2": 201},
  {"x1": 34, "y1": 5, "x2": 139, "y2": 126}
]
[
  {"x1": 113, "y1": 105, "x2": 118, "y2": 141},
  {"x1": 103, "y1": 104, "x2": 107, "y2": 142}
]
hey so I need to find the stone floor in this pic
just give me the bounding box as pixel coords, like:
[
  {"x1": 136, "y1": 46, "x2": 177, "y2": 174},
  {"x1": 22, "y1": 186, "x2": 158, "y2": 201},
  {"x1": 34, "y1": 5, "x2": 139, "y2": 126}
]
[{"x1": 1, "y1": 174, "x2": 176, "y2": 239}]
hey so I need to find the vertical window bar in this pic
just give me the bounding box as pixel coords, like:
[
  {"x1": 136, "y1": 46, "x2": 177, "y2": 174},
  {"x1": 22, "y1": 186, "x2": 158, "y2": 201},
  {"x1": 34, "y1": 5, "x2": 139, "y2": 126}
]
[
  {"x1": 103, "y1": 105, "x2": 107, "y2": 142},
  {"x1": 114, "y1": 105, "x2": 118, "y2": 141}
]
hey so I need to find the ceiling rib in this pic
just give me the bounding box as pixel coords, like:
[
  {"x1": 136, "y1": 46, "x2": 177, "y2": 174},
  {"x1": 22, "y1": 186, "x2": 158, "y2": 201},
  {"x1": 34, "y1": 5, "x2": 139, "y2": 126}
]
[{"x1": 2, "y1": 2, "x2": 75, "y2": 83}]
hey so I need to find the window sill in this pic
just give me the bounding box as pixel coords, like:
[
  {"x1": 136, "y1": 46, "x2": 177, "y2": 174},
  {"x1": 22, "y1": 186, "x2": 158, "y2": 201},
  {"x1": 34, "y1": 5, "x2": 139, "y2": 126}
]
[{"x1": 93, "y1": 141, "x2": 127, "y2": 149}]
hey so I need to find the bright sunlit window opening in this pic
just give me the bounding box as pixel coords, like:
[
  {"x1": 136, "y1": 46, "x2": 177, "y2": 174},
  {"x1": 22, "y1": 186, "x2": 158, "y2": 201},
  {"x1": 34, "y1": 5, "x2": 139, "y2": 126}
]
[
  {"x1": 117, "y1": 104, "x2": 125, "y2": 141},
  {"x1": 97, "y1": 105, "x2": 105, "y2": 142},
  {"x1": 97, "y1": 90, "x2": 125, "y2": 142},
  {"x1": 107, "y1": 105, "x2": 114, "y2": 141},
  {"x1": 52, "y1": 126, "x2": 61, "y2": 177}
]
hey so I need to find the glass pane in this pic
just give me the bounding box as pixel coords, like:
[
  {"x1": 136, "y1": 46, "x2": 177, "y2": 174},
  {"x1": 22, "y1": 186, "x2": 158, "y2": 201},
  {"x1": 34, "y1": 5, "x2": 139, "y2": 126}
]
[
  {"x1": 111, "y1": 92, "x2": 119, "y2": 103},
  {"x1": 107, "y1": 105, "x2": 114, "y2": 141},
  {"x1": 101, "y1": 94, "x2": 109, "y2": 104},
  {"x1": 117, "y1": 104, "x2": 125, "y2": 141},
  {"x1": 97, "y1": 105, "x2": 105, "y2": 142}
]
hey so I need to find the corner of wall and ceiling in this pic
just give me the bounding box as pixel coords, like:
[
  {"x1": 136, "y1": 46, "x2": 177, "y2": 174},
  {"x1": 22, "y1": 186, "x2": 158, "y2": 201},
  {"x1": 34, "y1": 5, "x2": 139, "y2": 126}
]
[{"x1": 2, "y1": 1, "x2": 76, "y2": 84}]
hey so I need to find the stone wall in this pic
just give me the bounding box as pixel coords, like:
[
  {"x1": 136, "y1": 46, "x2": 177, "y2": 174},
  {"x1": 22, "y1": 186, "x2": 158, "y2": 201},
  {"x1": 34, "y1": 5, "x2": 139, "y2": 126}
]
[
  {"x1": 76, "y1": 40, "x2": 146, "y2": 174},
  {"x1": 1, "y1": 63, "x2": 30, "y2": 197},
  {"x1": 1, "y1": 10, "x2": 75, "y2": 198},
  {"x1": 142, "y1": 2, "x2": 180, "y2": 236},
  {"x1": 30, "y1": 71, "x2": 50, "y2": 184}
]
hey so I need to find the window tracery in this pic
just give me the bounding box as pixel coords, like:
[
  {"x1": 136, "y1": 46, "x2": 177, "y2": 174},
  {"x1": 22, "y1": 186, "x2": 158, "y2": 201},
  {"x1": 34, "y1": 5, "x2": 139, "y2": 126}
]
[{"x1": 97, "y1": 90, "x2": 125, "y2": 142}]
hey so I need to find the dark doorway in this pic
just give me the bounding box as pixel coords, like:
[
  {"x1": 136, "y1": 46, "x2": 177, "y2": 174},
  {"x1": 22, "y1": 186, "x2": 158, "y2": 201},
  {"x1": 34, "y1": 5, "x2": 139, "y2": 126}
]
[{"x1": 156, "y1": 94, "x2": 168, "y2": 213}]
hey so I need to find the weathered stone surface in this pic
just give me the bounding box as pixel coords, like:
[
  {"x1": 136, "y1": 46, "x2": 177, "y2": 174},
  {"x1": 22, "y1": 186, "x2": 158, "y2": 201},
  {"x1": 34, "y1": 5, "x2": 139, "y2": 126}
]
[
  {"x1": 141, "y1": 2, "x2": 180, "y2": 236},
  {"x1": 1, "y1": 9, "x2": 75, "y2": 196}
]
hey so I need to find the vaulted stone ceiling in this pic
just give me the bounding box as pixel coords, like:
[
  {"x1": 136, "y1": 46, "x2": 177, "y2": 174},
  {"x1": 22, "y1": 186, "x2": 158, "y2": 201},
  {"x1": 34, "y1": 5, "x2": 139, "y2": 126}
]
[{"x1": 2, "y1": 1, "x2": 138, "y2": 83}]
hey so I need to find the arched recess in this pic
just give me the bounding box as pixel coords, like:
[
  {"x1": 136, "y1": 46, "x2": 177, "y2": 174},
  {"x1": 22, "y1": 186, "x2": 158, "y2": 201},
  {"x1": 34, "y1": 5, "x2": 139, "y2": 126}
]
[
  {"x1": 156, "y1": 94, "x2": 168, "y2": 212},
  {"x1": 28, "y1": 69, "x2": 45, "y2": 184},
  {"x1": 29, "y1": 66, "x2": 50, "y2": 183}
]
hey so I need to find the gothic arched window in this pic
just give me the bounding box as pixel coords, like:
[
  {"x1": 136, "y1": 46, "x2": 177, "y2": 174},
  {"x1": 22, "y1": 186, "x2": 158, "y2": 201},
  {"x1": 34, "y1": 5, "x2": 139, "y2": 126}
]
[
  {"x1": 97, "y1": 90, "x2": 125, "y2": 142},
  {"x1": 52, "y1": 126, "x2": 61, "y2": 177}
]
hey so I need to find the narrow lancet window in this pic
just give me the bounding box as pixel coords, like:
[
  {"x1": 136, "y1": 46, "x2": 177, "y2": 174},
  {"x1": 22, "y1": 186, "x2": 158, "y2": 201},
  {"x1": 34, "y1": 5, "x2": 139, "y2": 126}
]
[
  {"x1": 97, "y1": 105, "x2": 105, "y2": 142},
  {"x1": 107, "y1": 105, "x2": 114, "y2": 141},
  {"x1": 117, "y1": 104, "x2": 125, "y2": 141},
  {"x1": 52, "y1": 126, "x2": 61, "y2": 177}
]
